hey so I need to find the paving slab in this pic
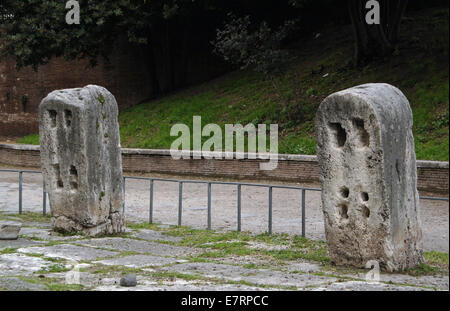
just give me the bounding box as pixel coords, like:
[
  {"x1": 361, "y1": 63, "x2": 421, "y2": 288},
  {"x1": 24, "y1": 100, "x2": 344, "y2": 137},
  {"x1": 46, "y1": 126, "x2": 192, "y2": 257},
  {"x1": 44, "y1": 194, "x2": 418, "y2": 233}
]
[
  {"x1": 19, "y1": 227, "x2": 82, "y2": 241},
  {"x1": 246, "y1": 241, "x2": 290, "y2": 251},
  {"x1": 79, "y1": 238, "x2": 199, "y2": 257},
  {"x1": 161, "y1": 262, "x2": 337, "y2": 289},
  {"x1": 311, "y1": 281, "x2": 432, "y2": 291},
  {"x1": 0, "y1": 277, "x2": 47, "y2": 291},
  {"x1": 312, "y1": 269, "x2": 449, "y2": 291},
  {"x1": 217, "y1": 255, "x2": 282, "y2": 268},
  {"x1": 0, "y1": 238, "x2": 45, "y2": 250},
  {"x1": 282, "y1": 262, "x2": 323, "y2": 273},
  {"x1": 93, "y1": 278, "x2": 277, "y2": 291},
  {"x1": 215, "y1": 255, "x2": 322, "y2": 274},
  {"x1": 94, "y1": 254, "x2": 182, "y2": 268},
  {"x1": 355, "y1": 272, "x2": 449, "y2": 291},
  {"x1": 0, "y1": 253, "x2": 53, "y2": 276},
  {"x1": 24, "y1": 223, "x2": 52, "y2": 229},
  {"x1": 129, "y1": 229, "x2": 182, "y2": 243},
  {"x1": 18, "y1": 244, "x2": 119, "y2": 261}
]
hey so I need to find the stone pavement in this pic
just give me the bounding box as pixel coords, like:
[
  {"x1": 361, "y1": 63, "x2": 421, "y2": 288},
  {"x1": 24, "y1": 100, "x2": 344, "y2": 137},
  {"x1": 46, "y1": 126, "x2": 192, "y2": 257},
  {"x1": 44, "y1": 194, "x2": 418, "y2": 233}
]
[{"x1": 0, "y1": 212, "x2": 448, "y2": 291}]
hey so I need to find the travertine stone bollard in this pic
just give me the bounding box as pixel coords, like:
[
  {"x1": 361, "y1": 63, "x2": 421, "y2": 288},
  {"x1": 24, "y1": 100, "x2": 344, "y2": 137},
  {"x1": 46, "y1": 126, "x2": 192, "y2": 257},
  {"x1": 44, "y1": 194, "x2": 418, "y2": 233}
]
[
  {"x1": 39, "y1": 85, "x2": 125, "y2": 236},
  {"x1": 315, "y1": 83, "x2": 423, "y2": 272}
]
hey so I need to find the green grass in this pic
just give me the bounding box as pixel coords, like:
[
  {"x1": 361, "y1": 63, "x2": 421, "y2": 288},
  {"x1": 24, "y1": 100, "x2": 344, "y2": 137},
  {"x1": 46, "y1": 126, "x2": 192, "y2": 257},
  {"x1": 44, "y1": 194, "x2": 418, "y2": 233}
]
[
  {"x1": 129, "y1": 223, "x2": 330, "y2": 264},
  {"x1": 0, "y1": 211, "x2": 51, "y2": 223},
  {"x1": 85, "y1": 264, "x2": 143, "y2": 276},
  {"x1": 16, "y1": 8, "x2": 449, "y2": 161},
  {"x1": 126, "y1": 222, "x2": 162, "y2": 231},
  {"x1": 17, "y1": 276, "x2": 84, "y2": 291},
  {"x1": 128, "y1": 223, "x2": 448, "y2": 275},
  {"x1": 17, "y1": 133, "x2": 40, "y2": 145},
  {"x1": 405, "y1": 251, "x2": 449, "y2": 276},
  {"x1": 36, "y1": 263, "x2": 71, "y2": 274},
  {"x1": 0, "y1": 248, "x2": 18, "y2": 255},
  {"x1": 424, "y1": 251, "x2": 449, "y2": 267}
]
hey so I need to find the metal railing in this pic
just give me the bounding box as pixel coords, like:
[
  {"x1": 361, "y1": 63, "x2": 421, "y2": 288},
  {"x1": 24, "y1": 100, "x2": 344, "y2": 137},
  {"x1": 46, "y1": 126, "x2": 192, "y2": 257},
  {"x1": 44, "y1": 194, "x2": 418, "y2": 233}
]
[
  {"x1": 123, "y1": 175, "x2": 321, "y2": 236},
  {"x1": 1, "y1": 169, "x2": 448, "y2": 238},
  {"x1": 0, "y1": 169, "x2": 48, "y2": 216}
]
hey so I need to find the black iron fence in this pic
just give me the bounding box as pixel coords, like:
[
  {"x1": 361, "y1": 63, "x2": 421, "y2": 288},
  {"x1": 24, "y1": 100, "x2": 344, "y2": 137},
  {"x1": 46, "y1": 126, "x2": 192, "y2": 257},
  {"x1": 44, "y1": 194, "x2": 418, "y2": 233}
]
[{"x1": 1, "y1": 168, "x2": 448, "y2": 237}]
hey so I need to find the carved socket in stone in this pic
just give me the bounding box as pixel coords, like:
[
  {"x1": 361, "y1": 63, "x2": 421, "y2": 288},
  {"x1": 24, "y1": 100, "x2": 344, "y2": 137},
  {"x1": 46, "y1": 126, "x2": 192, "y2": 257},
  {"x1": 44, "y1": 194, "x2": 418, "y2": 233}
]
[
  {"x1": 39, "y1": 85, "x2": 125, "y2": 236},
  {"x1": 315, "y1": 83, "x2": 423, "y2": 272}
]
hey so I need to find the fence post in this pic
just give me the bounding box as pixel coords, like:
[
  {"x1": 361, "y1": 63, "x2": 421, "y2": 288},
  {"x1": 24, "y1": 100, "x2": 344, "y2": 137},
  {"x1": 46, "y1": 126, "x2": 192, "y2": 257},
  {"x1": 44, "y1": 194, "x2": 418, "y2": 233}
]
[
  {"x1": 178, "y1": 182, "x2": 183, "y2": 226},
  {"x1": 19, "y1": 171, "x2": 23, "y2": 215},
  {"x1": 122, "y1": 177, "x2": 126, "y2": 214},
  {"x1": 149, "y1": 179, "x2": 154, "y2": 224},
  {"x1": 268, "y1": 186, "x2": 273, "y2": 235},
  {"x1": 237, "y1": 184, "x2": 242, "y2": 232},
  {"x1": 207, "y1": 182, "x2": 212, "y2": 230},
  {"x1": 43, "y1": 182, "x2": 47, "y2": 216},
  {"x1": 302, "y1": 189, "x2": 306, "y2": 237}
]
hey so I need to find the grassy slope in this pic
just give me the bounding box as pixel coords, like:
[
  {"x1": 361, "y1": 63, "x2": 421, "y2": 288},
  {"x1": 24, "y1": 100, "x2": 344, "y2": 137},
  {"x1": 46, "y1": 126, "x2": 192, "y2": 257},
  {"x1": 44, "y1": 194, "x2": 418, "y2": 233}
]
[{"x1": 19, "y1": 7, "x2": 449, "y2": 161}]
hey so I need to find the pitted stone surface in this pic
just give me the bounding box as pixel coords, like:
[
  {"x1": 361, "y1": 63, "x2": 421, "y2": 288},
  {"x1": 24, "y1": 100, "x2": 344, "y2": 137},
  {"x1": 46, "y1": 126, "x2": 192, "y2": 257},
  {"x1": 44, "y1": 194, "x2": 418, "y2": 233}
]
[
  {"x1": 315, "y1": 83, "x2": 424, "y2": 272},
  {"x1": 95, "y1": 254, "x2": 180, "y2": 268},
  {"x1": 18, "y1": 244, "x2": 119, "y2": 261},
  {"x1": 79, "y1": 238, "x2": 199, "y2": 257},
  {"x1": 39, "y1": 85, "x2": 125, "y2": 236}
]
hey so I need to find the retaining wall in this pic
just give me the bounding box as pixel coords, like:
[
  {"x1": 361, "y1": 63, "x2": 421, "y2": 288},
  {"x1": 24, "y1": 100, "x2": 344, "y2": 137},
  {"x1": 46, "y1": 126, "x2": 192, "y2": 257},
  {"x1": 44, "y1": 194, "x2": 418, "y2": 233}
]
[{"x1": 0, "y1": 143, "x2": 448, "y2": 194}]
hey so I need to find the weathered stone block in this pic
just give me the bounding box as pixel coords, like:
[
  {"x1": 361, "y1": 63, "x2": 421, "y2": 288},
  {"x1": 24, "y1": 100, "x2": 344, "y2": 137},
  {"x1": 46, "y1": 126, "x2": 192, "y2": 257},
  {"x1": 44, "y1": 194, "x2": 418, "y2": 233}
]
[
  {"x1": 0, "y1": 221, "x2": 22, "y2": 240},
  {"x1": 39, "y1": 85, "x2": 125, "y2": 236},
  {"x1": 315, "y1": 83, "x2": 423, "y2": 272}
]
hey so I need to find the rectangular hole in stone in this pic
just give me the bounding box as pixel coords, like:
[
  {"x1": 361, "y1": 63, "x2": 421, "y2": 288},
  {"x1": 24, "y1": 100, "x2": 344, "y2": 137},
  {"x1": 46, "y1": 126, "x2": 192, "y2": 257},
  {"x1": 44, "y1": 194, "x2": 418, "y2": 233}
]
[
  {"x1": 338, "y1": 203, "x2": 349, "y2": 220},
  {"x1": 329, "y1": 122, "x2": 347, "y2": 147},
  {"x1": 70, "y1": 165, "x2": 78, "y2": 190},
  {"x1": 53, "y1": 164, "x2": 64, "y2": 188},
  {"x1": 65, "y1": 110, "x2": 72, "y2": 127},
  {"x1": 353, "y1": 118, "x2": 370, "y2": 147},
  {"x1": 48, "y1": 110, "x2": 57, "y2": 128}
]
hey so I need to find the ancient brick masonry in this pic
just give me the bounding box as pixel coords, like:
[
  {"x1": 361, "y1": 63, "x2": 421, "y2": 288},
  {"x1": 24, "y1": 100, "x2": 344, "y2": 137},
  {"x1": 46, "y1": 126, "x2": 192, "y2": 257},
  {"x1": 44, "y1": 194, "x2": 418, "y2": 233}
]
[
  {"x1": 315, "y1": 83, "x2": 424, "y2": 272},
  {"x1": 39, "y1": 85, "x2": 125, "y2": 236},
  {"x1": 0, "y1": 39, "x2": 155, "y2": 138}
]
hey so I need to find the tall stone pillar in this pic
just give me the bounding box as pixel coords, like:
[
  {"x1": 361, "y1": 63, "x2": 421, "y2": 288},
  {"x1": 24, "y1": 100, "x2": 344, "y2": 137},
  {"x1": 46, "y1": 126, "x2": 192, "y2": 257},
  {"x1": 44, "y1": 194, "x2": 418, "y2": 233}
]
[
  {"x1": 315, "y1": 83, "x2": 423, "y2": 272},
  {"x1": 39, "y1": 85, "x2": 125, "y2": 236}
]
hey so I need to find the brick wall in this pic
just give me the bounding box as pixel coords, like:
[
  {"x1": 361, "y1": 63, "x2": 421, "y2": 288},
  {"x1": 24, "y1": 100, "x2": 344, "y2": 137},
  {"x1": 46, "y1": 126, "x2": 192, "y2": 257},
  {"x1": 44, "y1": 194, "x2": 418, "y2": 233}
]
[
  {"x1": 417, "y1": 166, "x2": 450, "y2": 194},
  {"x1": 0, "y1": 144, "x2": 448, "y2": 194},
  {"x1": 0, "y1": 40, "x2": 154, "y2": 138},
  {"x1": 0, "y1": 31, "x2": 227, "y2": 139},
  {"x1": 121, "y1": 151, "x2": 320, "y2": 182}
]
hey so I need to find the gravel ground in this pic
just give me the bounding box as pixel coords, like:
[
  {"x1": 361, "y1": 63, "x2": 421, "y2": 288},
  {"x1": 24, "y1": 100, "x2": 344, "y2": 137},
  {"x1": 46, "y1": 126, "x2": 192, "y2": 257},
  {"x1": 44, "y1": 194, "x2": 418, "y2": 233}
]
[{"x1": 0, "y1": 168, "x2": 448, "y2": 252}]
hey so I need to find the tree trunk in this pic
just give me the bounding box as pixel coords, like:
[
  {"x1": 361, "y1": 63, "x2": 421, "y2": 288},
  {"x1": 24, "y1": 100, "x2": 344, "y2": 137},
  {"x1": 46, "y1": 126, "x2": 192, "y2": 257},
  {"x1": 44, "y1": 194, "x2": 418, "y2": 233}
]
[{"x1": 348, "y1": 0, "x2": 408, "y2": 65}]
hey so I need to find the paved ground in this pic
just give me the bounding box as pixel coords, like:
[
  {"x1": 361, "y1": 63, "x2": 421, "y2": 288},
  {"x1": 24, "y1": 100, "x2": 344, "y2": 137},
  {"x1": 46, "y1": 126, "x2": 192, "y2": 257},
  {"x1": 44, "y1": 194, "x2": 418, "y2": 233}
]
[
  {"x1": 0, "y1": 214, "x2": 448, "y2": 291},
  {"x1": 0, "y1": 169, "x2": 448, "y2": 252}
]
